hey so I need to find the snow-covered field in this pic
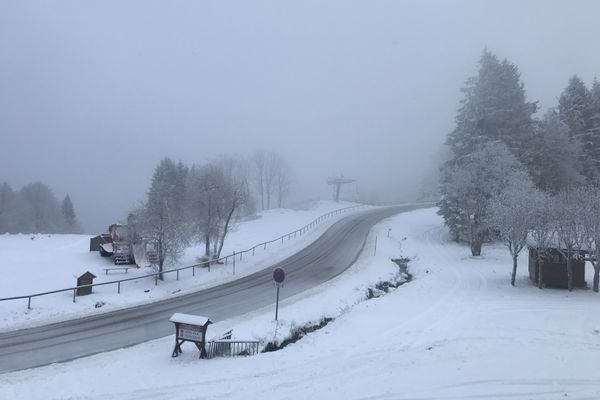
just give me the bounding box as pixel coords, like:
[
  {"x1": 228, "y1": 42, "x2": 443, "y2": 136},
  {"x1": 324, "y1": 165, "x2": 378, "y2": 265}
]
[
  {"x1": 0, "y1": 200, "x2": 366, "y2": 331},
  {"x1": 3, "y1": 207, "x2": 600, "y2": 399}
]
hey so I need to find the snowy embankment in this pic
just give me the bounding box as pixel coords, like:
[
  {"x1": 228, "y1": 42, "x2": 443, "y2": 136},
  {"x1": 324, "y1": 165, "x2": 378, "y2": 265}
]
[
  {"x1": 0, "y1": 200, "x2": 365, "y2": 331},
  {"x1": 3, "y1": 208, "x2": 600, "y2": 400}
]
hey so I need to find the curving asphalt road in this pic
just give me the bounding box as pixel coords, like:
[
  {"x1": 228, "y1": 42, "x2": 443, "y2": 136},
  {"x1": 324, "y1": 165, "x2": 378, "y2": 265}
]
[{"x1": 0, "y1": 204, "x2": 426, "y2": 373}]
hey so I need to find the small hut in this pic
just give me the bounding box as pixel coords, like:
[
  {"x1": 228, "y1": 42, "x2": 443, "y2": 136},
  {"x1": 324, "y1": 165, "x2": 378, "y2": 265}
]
[
  {"x1": 528, "y1": 247, "x2": 586, "y2": 288},
  {"x1": 76, "y1": 271, "x2": 97, "y2": 296}
]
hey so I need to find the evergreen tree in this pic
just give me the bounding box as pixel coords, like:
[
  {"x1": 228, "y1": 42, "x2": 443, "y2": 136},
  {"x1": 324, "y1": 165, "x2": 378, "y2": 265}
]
[
  {"x1": 589, "y1": 78, "x2": 600, "y2": 171},
  {"x1": 0, "y1": 183, "x2": 16, "y2": 233},
  {"x1": 528, "y1": 110, "x2": 584, "y2": 192},
  {"x1": 17, "y1": 182, "x2": 64, "y2": 233},
  {"x1": 447, "y1": 50, "x2": 537, "y2": 168},
  {"x1": 558, "y1": 75, "x2": 597, "y2": 179},
  {"x1": 61, "y1": 194, "x2": 83, "y2": 233}
]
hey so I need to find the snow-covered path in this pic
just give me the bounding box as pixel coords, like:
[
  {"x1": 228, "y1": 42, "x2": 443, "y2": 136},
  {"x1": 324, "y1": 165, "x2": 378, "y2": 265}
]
[{"x1": 2, "y1": 208, "x2": 600, "y2": 399}]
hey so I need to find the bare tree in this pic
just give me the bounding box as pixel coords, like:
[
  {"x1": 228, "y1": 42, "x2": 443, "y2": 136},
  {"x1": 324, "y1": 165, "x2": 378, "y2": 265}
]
[
  {"x1": 252, "y1": 150, "x2": 266, "y2": 211},
  {"x1": 553, "y1": 191, "x2": 586, "y2": 292},
  {"x1": 580, "y1": 185, "x2": 600, "y2": 292},
  {"x1": 528, "y1": 190, "x2": 555, "y2": 289},
  {"x1": 187, "y1": 157, "x2": 250, "y2": 260},
  {"x1": 489, "y1": 174, "x2": 537, "y2": 286},
  {"x1": 251, "y1": 150, "x2": 291, "y2": 210},
  {"x1": 274, "y1": 156, "x2": 291, "y2": 208},
  {"x1": 187, "y1": 164, "x2": 221, "y2": 259}
]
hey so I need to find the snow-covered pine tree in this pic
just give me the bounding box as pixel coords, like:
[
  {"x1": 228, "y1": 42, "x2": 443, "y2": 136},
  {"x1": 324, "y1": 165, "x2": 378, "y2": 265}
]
[
  {"x1": 588, "y1": 78, "x2": 600, "y2": 173},
  {"x1": 0, "y1": 182, "x2": 16, "y2": 233},
  {"x1": 558, "y1": 75, "x2": 597, "y2": 179},
  {"x1": 528, "y1": 110, "x2": 584, "y2": 193},
  {"x1": 61, "y1": 194, "x2": 83, "y2": 233},
  {"x1": 17, "y1": 182, "x2": 64, "y2": 233},
  {"x1": 446, "y1": 50, "x2": 537, "y2": 168}
]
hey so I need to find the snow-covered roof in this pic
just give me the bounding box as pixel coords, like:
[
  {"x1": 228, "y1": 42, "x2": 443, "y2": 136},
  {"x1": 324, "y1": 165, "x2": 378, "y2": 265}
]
[{"x1": 169, "y1": 313, "x2": 211, "y2": 326}]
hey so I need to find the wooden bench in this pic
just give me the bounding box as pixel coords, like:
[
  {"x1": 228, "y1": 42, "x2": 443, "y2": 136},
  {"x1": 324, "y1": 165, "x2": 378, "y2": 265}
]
[{"x1": 104, "y1": 267, "x2": 130, "y2": 275}]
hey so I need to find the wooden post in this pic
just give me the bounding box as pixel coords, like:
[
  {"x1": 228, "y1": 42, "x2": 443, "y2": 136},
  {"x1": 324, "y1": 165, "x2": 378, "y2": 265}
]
[
  {"x1": 374, "y1": 236, "x2": 378, "y2": 256},
  {"x1": 27, "y1": 297, "x2": 31, "y2": 310},
  {"x1": 73, "y1": 288, "x2": 76, "y2": 303},
  {"x1": 233, "y1": 251, "x2": 236, "y2": 275},
  {"x1": 118, "y1": 281, "x2": 121, "y2": 294}
]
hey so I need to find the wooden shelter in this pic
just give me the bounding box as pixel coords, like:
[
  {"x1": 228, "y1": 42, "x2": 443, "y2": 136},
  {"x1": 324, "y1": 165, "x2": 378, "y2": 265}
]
[
  {"x1": 170, "y1": 313, "x2": 213, "y2": 359},
  {"x1": 89, "y1": 234, "x2": 111, "y2": 252},
  {"x1": 528, "y1": 248, "x2": 586, "y2": 289},
  {"x1": 76, "y1": 271, "x2": 97, "y2": 296}
]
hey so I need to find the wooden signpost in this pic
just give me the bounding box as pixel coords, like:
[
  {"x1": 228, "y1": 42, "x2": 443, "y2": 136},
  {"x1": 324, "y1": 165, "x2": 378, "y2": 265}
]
[{"x1": 170, "y1": 313, "x2": 213, "y2": 359}]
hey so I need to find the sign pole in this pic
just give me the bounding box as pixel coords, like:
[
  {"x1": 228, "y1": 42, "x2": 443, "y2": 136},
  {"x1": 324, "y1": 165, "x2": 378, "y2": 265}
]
[
  {"x1": 272, "y1": 267, "x2": 285, "y2": 321},
  {"x1": 275, "y1": 284, "x2": 280, "y2": 321}
]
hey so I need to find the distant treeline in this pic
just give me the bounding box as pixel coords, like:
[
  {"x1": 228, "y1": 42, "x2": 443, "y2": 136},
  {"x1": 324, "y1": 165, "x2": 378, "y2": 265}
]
[{"x1": 0, "y1": 182, "x2": 83, "y2": 234}]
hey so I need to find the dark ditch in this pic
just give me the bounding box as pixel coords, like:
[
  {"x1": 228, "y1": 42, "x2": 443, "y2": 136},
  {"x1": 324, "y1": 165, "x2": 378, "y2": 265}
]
[{"x1": 262, "y1": 257, "x2": 413, "y2": 353}]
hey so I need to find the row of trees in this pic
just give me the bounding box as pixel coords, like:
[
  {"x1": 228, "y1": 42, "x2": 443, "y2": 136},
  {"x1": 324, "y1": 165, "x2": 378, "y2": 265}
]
[
  {"x1": 444, "y1": 141, "x2": 600, "y2": 292},
  {"x1": 132, "y1": 150, "x2": 291, "y2": 278},
  {"x1": 491, "y1": 179, "x2": 600, "y2": 293},
  {"x1": 438, "y1": 49, "x2": 600, "y2": 290},
  {"x1": 251, "y1": 149, "x2": 292, "y2": 210},
  {"x1": 0, "y1": 182, "x2": 82, "y2": 234}
]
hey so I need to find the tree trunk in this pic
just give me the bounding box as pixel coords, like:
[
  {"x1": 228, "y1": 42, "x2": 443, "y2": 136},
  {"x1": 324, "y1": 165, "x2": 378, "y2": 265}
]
[
  {"x1": 158, "y1": 237, "x2": 164, "y2": 281},
  {"x1": 566, "y1": 255, "x2": 573, "y2": 292},
  {"x1": 536, "y1": 252, "x2": 544, "y2": 289},
  {"x1": 216, "y1": 205, "x2": 236, "y2": 259},
  {"x1": 204, "y1": 233, "x2": 210, "y2": 258},
  {"x1": 470, "y1": 239, "x2": 482, "y2": 256},
  {"x1": 511, "y1": 253, "x2": 518, "y2": 286},
  {"x1": 593, "y1": 264, "x2": 599, "y2": 293}
]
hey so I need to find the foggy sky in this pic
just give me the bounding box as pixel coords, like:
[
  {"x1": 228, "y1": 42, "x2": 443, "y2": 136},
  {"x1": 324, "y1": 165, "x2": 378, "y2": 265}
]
[{"x1": 1, "y1": 0, "x2": 600, "y2": 233}]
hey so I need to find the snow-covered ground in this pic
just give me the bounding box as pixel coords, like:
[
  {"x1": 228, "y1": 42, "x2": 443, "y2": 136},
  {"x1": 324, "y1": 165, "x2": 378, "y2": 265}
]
[
  {"x1": 3, "y1": 207, "x2": 600, "y2": 399},
  {"x1": 0, "y1": 200, "x2": 366, "y2": 331}
]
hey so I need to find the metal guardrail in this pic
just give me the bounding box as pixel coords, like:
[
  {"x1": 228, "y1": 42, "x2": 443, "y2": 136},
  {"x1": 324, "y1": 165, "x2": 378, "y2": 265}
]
[{"x1": 0, "y1": 204, "x2": 371, "y2": 310}]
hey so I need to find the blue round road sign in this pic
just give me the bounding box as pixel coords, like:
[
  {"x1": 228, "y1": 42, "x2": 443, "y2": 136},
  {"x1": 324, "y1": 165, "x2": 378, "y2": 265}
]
[{"x1": 273, "y1": 267, "x2": 285, "y2": 284}]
